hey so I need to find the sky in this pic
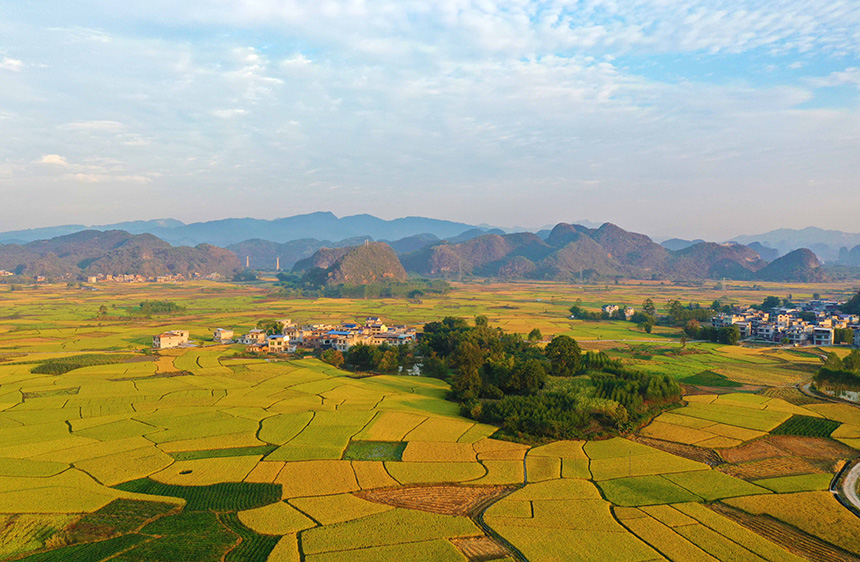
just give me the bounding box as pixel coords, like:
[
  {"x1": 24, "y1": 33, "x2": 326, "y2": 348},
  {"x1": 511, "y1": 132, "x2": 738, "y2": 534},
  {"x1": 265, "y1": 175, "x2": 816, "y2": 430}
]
[{"x1": 0, "y1": 1, "x2": 858, "y2": 240}]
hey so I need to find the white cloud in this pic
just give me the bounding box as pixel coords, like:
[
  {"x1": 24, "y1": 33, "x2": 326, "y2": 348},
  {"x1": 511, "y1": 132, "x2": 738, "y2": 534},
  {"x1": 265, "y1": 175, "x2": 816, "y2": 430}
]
[
  {"x1": 807, "y1": 67, "x2": 860, "y2": 88},
  {"x1": 0, "y1": 57, "x2": 23, "y2": 72},
  {"x1": 212, "y1": 108, "x2": 248, "y2": 119},
  {"x1": 60, "y1": 120, "x2": 124, "y2": 131},
  {"x1": 36, "y1": 154, "x2": 69, "y2": 166}
]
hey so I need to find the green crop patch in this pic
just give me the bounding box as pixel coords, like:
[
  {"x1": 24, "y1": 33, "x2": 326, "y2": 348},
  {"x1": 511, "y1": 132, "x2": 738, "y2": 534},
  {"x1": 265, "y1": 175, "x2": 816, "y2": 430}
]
[
  {"x1": 113, "y1": 479, "x2": 281, "y2": 512},
  {"x1": 680, "y1": 371, "x2": 742, "y2": 388},
  {"x1": 770, "y1": 415, "x2": 841, "y2": 437},
  {"x1": 64, "y1": 499, "x2": 178, "y2": 543},
  {"x1": 18, "y1": 533, "x2": 149, "y2": 562},
  {"x1": 169, "y1": 445, "x2": 278, "y2": 462},
  {"x1": 342, "y1": 441, "x2": 407, "y2": 461},
  {"x1": 30, "y1": 354, "x2": 137, "y2": 375},
  {"x1": 219, "y1": 512, "x2": 281, "y2": 562}
]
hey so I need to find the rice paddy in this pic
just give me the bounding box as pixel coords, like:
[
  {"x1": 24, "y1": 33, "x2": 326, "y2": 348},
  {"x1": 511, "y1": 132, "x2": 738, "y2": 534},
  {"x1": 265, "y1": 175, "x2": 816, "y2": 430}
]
[{"x1": 1, "y1": 279, "x2": 859, "y2": 561}]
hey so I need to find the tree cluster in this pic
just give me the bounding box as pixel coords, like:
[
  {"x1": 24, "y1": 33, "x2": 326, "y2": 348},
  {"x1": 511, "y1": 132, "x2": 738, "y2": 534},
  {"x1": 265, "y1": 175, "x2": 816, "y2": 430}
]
[
  {"x1": 814, "y1": 350, "x2": 860, "y2": 389},
  {"x1": 421, "y1": 316, "x2": 681, "y2": 441}
]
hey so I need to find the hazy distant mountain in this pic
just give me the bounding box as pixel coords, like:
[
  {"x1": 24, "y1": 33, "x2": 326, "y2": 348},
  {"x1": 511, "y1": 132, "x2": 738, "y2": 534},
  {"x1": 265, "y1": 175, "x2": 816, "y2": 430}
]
[
  {"x1": 755, "y1": 249, "x2": 823, "y2": 282},
  {"x1": 401, "y1": 223, "x2": 813, "y2": 282},
  {"x1": 0, "y1": 230, "x2": 239, "y2": 278},
  {"x1": 0, "y1": 219, "x2": 185, "y2": 244},
  {"x1": 660, "y1": 238, "x2": 705, "y2": 251},
  {"x1": 745, "y1": 242, "x2": 780, "y2": 262},
  {"x1": 0, "y1": 213, "x2": 483, "y2": 247},
  {"x1": 731, "y1": 227, "x2": 860, "y2": 263}
]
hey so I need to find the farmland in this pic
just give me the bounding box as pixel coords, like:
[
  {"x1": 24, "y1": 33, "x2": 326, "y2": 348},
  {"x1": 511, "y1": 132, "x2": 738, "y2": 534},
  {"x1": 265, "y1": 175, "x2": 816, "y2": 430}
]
[{"x1": 0, "y1": 279, "x2": 859, "y2": 561}]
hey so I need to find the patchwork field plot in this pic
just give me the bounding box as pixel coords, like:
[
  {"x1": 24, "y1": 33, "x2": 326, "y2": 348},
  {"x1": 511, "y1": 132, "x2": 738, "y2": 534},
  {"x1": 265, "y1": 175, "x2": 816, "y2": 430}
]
[{"x1": 2, "y1": 281, "x2": 859, "y2": 561}]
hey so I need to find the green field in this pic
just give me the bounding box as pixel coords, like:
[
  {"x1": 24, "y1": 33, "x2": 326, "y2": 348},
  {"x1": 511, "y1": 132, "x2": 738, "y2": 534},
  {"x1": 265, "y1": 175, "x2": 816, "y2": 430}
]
[{"x1": 0, "y1": 279, "x2": 858, "y2": 561}]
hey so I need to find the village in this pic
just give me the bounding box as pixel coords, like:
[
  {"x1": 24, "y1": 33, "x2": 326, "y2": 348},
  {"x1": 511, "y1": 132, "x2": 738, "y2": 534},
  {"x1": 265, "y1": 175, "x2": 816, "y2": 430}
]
[
  {"x1": 711, "y1": 299, "x2": 860, "y2": 348},
  {"x1": 152, "y1": 317, "x2": 418, "y2": 353}
]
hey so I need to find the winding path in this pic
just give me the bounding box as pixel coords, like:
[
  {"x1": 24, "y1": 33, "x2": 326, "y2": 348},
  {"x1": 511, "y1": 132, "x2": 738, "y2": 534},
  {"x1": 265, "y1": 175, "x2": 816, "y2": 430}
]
[{"x1": 838, "y1": 461, "x2": 860, "y2": 513}]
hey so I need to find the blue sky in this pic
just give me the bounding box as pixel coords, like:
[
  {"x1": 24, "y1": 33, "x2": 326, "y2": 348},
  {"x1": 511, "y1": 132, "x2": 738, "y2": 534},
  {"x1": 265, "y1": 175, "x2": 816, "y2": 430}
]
[{"x1": 0, "y1": 1, "x2": 858, "y2": 239}]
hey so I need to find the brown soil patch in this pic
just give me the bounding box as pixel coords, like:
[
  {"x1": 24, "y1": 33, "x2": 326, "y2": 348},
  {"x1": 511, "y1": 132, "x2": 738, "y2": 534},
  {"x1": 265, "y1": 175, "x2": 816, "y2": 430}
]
[
  {"x1": 766, "y1": 435, "x2": 858, "y2": 459},
  {"x1": 355, "y1": 485, "x2": 517, "y2": 517},
  {"x1": 710, "y1": 503, "x2": 860, "y2": 562},
  {"x1": 720, "y1": 457, "x2": 830, "y2": 479},
  {"x1": 629, "y1": 436, "x2": 723, "y2": 466},
  {"x1": 450, "y1": 536, "x2": 511, "y2": 561},
  {"x1": 718, "y1": 439, "x2": 785, "y2": 464}
]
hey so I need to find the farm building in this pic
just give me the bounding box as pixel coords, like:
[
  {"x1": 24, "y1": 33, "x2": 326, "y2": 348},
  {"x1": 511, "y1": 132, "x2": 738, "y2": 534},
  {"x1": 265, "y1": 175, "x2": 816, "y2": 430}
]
[
  {"x1": 152, "y1": 330, "x2": 190, "y2": 350},
  {"x1": 213, "y1": 328, "x2": 234, "y2": 343}
]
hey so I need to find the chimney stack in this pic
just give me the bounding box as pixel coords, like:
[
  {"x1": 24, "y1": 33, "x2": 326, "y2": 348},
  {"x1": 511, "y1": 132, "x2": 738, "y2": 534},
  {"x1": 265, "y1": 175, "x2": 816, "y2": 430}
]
[
  {"x1": 276, "y1": 257, "x2": 280, "y2": 271},
  {"x1": 246, "y1": 256, "x2": 250, "y2": 268}
]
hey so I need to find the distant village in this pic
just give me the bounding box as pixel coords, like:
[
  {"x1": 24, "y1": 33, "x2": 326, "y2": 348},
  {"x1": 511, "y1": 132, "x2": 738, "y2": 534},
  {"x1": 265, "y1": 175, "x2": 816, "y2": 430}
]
[
  {"x1": 711, "y1": 299, "x2": 860, "y2": 348},
  {"x1": 0, "y1": 270, "x2": 222, "y2": 284},
  {"x1": 152, "y1": 317, "x2": 418, "y2": 353}
]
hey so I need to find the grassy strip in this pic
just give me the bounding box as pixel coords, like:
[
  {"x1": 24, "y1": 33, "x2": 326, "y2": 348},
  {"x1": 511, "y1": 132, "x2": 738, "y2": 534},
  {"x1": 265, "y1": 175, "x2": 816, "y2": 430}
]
[
  {"x1": 113, "y1": 479, "x2": 281, "y2": 512},
  {"x1": 770, "y1": 414, "x2": 841, "y2": 437},
  {"x1": 342, "y1": 441, "x2": 406, "y2": 461},
  {"x1": 169, "y1": 445, "x2": 277, "y2": 462}
]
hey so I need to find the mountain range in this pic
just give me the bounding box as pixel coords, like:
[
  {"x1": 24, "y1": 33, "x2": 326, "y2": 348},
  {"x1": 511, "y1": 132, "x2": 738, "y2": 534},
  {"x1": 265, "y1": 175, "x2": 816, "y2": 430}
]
[
  {"x1": 398, "y1": 223, "x2": 823, "y2": 282},
  {"x1": 0, "y1": 230, "x2": 239, "y2": 278},
  {"x1": 0, "y1": 214, "x2": 840, "y2": 283},
  {"x1": 0, "y1": 213, "x2": 482, "y2": 248}
]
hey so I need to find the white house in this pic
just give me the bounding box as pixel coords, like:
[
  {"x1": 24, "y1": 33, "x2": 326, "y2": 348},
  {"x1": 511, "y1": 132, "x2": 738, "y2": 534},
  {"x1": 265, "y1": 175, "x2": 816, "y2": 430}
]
[
  {"x1": 153, "y1": 330, "x2": 190, "y2": 350},
  {"x1": 213, "y1": 328, "x2": 234, "y2": 343},
  {"x1": 239, "y1": 329, "x2": 267, "y2": 345}
]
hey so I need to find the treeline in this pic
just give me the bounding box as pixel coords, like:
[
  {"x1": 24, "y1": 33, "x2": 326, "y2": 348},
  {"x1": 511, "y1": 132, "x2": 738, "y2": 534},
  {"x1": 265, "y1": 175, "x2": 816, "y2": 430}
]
[
  {"x1": 319, "y1": 343, "x2": 416, "y2": 375},
  {"x1": 420, "y1": 316, "x2": 680, "y2": 440},
  {"x1": 128, "y1": 301, "x2": 187, "y2": 317},
  {"x1": 31, "y1": 354, "x2": 136, "y2": 375},
  {"x1": 274, "y1": 273, "x2": 449, "y2": 299},
  {"x1": 814, "y1": 350, "x2": 860, "y2": 390}
]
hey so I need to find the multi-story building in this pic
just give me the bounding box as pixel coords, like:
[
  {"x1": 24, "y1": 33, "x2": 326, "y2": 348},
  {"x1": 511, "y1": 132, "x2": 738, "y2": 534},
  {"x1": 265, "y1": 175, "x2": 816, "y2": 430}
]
[
  {"x1": 153, "y1": 330, "x2": 190, "y2": 350},
  {"x1": 813, "y1": 327, "x2": 834, "y2": 347},
  {"x1": 213, "y1": 328, "x2": 234, "y2": 344}
]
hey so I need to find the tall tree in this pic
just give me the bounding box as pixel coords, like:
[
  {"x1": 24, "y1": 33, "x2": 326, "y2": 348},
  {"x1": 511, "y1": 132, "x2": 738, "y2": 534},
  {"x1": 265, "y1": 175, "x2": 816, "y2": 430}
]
[{"x1": 544, "y1": 335, "x2": 582, "y2": 377}]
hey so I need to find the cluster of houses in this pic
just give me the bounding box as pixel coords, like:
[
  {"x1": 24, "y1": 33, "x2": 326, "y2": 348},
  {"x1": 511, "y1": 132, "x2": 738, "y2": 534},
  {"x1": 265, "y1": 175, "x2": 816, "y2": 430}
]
[
  {"x1": 153, "y1": 318, "x2": 418, "y2": 353},
  {"x1": 712, "y1": 300, "x2": 860, "y2": 347},
  {"x1": 602, "y1": 304, "x2": 635, "y2": 320},
  {"x1": 228, "y1": 318, "x2": 418, "y2": 354},
  {"x1": 85, "y1": 272, "x2": 222, "y2": 284}
]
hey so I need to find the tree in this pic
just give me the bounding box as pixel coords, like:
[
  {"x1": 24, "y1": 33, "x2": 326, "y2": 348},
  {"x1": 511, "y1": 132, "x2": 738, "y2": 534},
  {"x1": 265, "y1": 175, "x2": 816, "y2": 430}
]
[
  {"x1": 718, "y1": 326, "x2": 741, "y2": 345},
  {"x1": 843, "y1": 349, "x2": 860, "y2": 372},
  {"x1": 544, "y1": 335, "x2": 582, "y2": 377},
  {"x1": 377, "y1": 349, "x2": 399, "y2": 373},
  {"x1": 506, "y1": 359, "x2": 547, "y2": 394},
  {"x1": 813, "y1": 293, "x2": 821, "y2": 300},
  {"x1": 256, "y1": 319, "x2": 284, "y2": 335},
  {"x1": 347, "y1": 343, "x2": 378, "y2": 371},
  {"x1": 834, "y1": 328, "x2": 854, "y2": 345},
  {"x1": 639, "y1": 318, "x2": 655, "y2": 333},
  {"x1": 233, "y1": 269, "x2": 258, "y2": 282},
  {"x1": 761, "y1": 296, "x2": 781, "y2": 310},
  {"x1": 474, "y1": 315, "x2": 489, "y2": 328},
  {"x1": 527, "y1": 328, "x2": 543, "y2": 342},
  {"x1": 320, "y1": 349, "x2": 344, "y2": 368},
  {"x1": 97, "y1": 305, "x2": 108, "y2": 317}
]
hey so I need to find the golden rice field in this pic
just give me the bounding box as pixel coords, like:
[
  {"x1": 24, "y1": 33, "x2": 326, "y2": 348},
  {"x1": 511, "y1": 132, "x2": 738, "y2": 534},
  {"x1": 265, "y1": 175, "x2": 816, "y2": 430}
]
[{"x1": 0, "y1": 280, "x2": 859, "y2": 561}]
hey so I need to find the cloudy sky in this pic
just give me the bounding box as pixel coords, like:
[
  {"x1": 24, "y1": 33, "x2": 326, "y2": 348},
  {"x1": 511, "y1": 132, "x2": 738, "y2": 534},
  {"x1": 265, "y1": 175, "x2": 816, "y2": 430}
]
[{"x1": 0, "y1": 1, "x2": 858, "y2": 239}]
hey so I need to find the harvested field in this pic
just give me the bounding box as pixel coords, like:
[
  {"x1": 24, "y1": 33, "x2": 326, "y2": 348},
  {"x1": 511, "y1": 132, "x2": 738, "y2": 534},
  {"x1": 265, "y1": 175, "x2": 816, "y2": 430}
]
[
  {"x1": 355, "y1": 484, "x2": 516, "y2": 516},
  {"x1": 629, "y1": 436, "x2": 724, "y2": 466},
  {"x1": 449, "y1": 536, "x2": 512, "y2": 561},
  {"x1": 720, "y1": 457, "x2": 831, "y2": 479},
  {"x1": 767, "y1": 435, "x2": 857, "y2": 459}
]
